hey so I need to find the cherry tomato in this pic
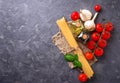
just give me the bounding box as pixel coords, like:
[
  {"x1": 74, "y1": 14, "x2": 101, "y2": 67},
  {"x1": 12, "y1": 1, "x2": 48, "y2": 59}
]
[
  {"x1": 94, "y1": 4, "x2": 101, "y2": 12},
  {"x1": 105, "y1": 22, "x2": 113, "y2": 32},
  {"x1": 85, "y1": 52, "x2": 94, "y2": 60},
  {"x1": 91, "y1": 32, "x2": 100, "y2": 41},
  {"x1": 101, "y1": 31, "x2": 111, "y2": 40},
  {"x1": 98, "y1": 39, "x2": 107, "y2": 48},
  {"x1": 70, "y1": 11, "x2": 80, "y2": 21},
  {"x1": 78, "y1": 73, "x2": 88, "y2": 82},
  {"x1": 87, "y1": 40, "x2": 96, "y2": 50},
  {"x1": 95, "y1": 23, "x2": 104, "y2": 32},
  {"x1": 94, "y1": 47, "x2": 104, "y2": 57}
]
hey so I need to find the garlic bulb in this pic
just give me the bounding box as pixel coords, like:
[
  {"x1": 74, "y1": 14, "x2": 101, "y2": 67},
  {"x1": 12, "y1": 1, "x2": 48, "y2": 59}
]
[
  {"x1": 84, "y1": 20, "x2": 95, "y2": 31},
  {"x1": 84, "y1": 13, "x2": 98, "y2": 31},
  {"x1": 80, "y1": 9, "x2": 92, "y2": 21}
]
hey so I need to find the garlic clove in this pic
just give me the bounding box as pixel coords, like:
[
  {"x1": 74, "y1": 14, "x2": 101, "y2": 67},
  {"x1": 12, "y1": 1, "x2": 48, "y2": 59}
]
[{"x1": 80, "y1": 9, "x2": 92, "y2": 21}]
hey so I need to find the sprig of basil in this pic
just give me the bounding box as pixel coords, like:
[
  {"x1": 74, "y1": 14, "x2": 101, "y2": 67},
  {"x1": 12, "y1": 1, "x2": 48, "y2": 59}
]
[{"x1": 64, "y1": 54, "x2": 82, "y2": 68}]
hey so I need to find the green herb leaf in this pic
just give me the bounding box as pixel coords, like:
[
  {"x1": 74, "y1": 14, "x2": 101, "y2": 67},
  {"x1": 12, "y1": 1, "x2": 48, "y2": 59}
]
[
  {"x1": 64, "y1": 54, "x2": 75, "y2": 62},
  {"x1": 73, "y1": 60, "x2": 82, "y2": 68},
  {"x1": 73, "y1": 54, "x2": 78, "y2": 60}
]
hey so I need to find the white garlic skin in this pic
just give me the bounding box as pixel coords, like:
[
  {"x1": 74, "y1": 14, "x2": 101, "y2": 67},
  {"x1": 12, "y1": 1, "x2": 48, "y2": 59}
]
[
  {"x1": 80, "y1": 9, "x2": 92, "y2": 21},
  {"x1": 84, "y1": 20, "x2": 95, "y2": 31},
  {"x1": 84, "y1": 13, "x2": 98, "y2": 31}
]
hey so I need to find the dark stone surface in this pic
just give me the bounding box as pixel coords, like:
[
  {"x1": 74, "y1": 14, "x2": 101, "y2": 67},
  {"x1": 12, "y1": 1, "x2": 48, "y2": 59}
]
[{"x1": 0, "y1": 0, "x2": 120, "y2": 83}]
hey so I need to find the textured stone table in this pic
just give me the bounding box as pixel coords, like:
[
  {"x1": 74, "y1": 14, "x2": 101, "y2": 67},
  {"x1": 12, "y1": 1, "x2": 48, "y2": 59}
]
[{"x1": 0, "y1": 0, "x2": 120, "y2": 83}]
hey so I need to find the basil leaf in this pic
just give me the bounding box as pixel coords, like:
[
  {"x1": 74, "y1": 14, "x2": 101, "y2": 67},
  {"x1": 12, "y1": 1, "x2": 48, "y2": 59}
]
[
  {"x1": 64, "y1": 54, "x2": 75, "y2": 62},
  {"x1": 73, "y1": 54, "x2": 78, "y2": 60},
  {"x1": 73, "y1": 60, "x2": 82, "y2": 68}
]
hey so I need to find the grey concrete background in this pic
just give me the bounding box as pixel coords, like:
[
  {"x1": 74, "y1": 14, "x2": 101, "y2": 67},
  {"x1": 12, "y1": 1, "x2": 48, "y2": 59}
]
[{"x1": 0, "y1": 0, "x2": 120, "y2": 83}]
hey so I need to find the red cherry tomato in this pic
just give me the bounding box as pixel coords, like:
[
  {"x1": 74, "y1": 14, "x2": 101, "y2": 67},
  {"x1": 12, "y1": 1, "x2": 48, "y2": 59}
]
[
  {"x1": 70, "y1": 11, "x2": 80, "y2": 21},
  {"x1": 102, "y1": 31, "x2": 111, "y2": 40},
  {"x1": 87, "y1": 40, "x2": 96, "y2": 50},
  {"x1": 105, "y1": 22, "x2": 113, "y2": 32},
  {"x1": 94, "y1": 47, "x2": 104, "y2": 57},
  {"x1": 94, "y1": 4, "x2": 101, "y2": 12},
  {"x1": 98, "y1": 39, "x2": 107, "y2": 48},
  {"x1": 96, "y1": 23, "x2": 104, "y2": 32},
  {"x1": 78, "y1": 73, "x2": 88, "y2": 82},
  {"x1": 91, "y1": 32, "x2": 100, "y2": 41},
  {"x1": 85, "y1": 52, "x2": 94, "y2": 60}
]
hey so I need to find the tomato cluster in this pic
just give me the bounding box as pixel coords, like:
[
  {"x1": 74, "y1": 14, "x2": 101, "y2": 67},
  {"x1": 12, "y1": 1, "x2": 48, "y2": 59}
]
[{"x1": 87, "y1": 22, "x2": 113, "y2": 57}]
